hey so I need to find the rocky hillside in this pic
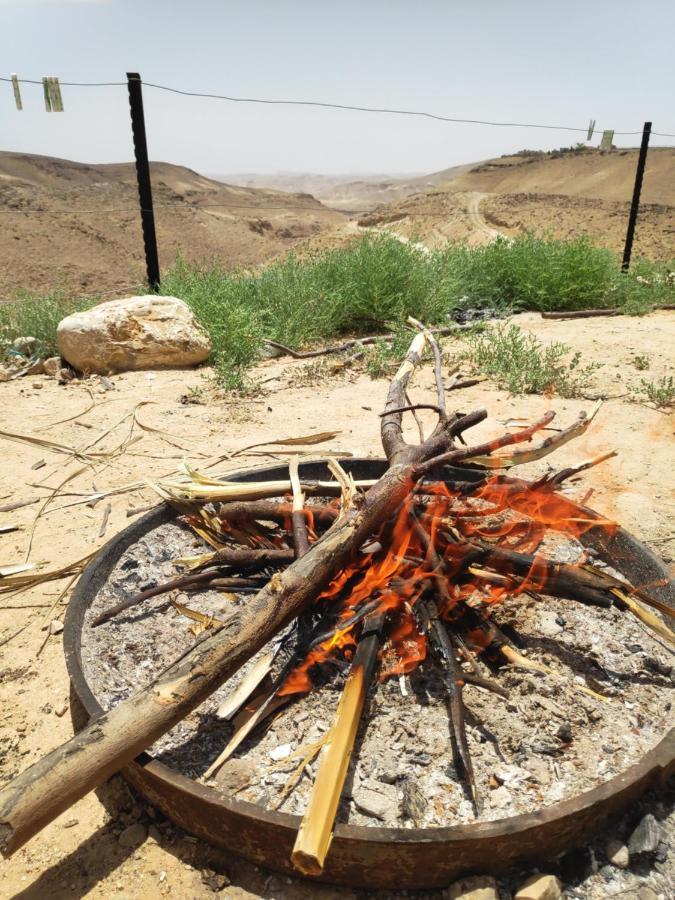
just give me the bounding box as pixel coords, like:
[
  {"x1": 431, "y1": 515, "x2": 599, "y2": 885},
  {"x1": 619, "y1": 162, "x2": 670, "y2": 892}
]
[{"x1": 0, "y1": 152, "x2": 342, "y2": 296}]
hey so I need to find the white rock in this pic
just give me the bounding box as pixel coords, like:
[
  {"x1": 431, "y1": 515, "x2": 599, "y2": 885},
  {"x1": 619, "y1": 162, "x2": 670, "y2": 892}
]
[
  {"x1": 352, "y1": 786, "x2": 396, "y2": 820},
  {"x1": 57, "y1": 295, "x2": 211, "y2": 374},
  {"x1": 269, "y1": 743, "x2": 292, "y2": 761},
  {"x1": 489, "y1": 785, "x2": 512, "y2": 808}
]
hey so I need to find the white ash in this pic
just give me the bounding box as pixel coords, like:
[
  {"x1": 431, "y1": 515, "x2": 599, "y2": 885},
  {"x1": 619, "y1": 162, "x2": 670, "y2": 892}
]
[{"x1": 81, "y1": 517, "x2": 674, "y2": 829}]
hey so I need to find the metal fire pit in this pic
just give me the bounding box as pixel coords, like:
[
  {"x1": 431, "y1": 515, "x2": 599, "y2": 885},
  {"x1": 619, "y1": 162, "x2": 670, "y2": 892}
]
[{"x1": 64, "y1": 459, "x2": 675, "y2": 890}]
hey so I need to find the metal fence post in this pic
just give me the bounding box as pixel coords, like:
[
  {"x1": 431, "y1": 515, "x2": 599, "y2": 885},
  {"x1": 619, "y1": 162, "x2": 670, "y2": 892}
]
[
  {"x1": 621, "y1": 122, "x2": 651, "y2": 272},
  {"x1": 127, "y1": 72, "x2": 160, "y2": 290}
]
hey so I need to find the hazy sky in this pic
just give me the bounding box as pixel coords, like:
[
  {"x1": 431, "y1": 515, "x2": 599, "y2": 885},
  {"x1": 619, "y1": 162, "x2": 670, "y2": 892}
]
[{"x1": 1, "y1": 0, "x2": 673, "y2": 175}]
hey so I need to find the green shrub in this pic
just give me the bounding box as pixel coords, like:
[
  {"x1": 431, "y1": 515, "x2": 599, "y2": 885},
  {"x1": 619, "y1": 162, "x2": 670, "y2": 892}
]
[
  {"x1": 637, "y1": 375, "x2": 675, "y2": 408},
  {"x1": 0, "y1": 293, "x2": 95, "y2": 357},
  {"x1": 458, "y1": 323, "x2": 601, "y2": 397}
]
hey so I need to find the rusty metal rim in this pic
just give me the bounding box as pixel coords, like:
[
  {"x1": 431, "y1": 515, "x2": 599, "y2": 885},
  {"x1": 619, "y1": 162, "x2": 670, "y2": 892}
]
[{"x1": 64, "y1": 458, "x2": 675, "y2": 889}]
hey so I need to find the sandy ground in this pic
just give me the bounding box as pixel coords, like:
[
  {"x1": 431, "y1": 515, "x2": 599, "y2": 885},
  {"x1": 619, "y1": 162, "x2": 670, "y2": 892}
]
[{"x1": 0, "y1": 312, "x2": 673, "y2": 899}]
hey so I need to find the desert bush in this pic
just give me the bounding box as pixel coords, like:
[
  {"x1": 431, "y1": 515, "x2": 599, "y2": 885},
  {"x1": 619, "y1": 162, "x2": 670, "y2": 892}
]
[
  {"x1": 457, "y1": 323, "x2": 601, "y2": 398},
  {"x1": 636, "y1": 375, "x2": 675, "y2": 408},
  {"x1": 0, "y1": 292, "x2": 95, "y2": 358}
]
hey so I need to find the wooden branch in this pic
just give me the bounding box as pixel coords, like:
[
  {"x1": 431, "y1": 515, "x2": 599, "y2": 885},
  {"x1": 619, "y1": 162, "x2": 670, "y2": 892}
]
[
  {"x1": 408, "y1": 316, "x2": 446, "y2": 422},
  {"x1": 291, "y1": 613, "x2": 384, "y2": 875},
  {"x1": 194, "y1": 547, "x2": 295, "y2": 571},
  {"x1": 468, "y1": 403, "x2": 602, "y2": 469},
  {"x1": 541, "y1": 309, "x2": 621, "y2": 320},
  {"x1": 289, "y1": 459, "x2": 310, "y2": 558},
  {"x1": 544, "y1": 449, "x2": 618, "y2": 488},
  {"x1": 380, "y1": 330, "x2": 428, "y2": 461},
  {"x1": 264, "y1": 325, "x2": 456, "y2": 360},
  {"x1": 415, "y1": 410, "x2": 556, "y2": 476},
  {"x1": 90, "y1": 570, "x2": 262, "y2": 628},
  {"x1": 378, "y1": 403, "x2": 444, "y2": 418},
  {"x1": 217, "y1": 500, "x2": 337, "y2": 526},
  {"x1": 155, "y1": 477, "x2": 377, "y2": 504},
  {"x1": 416, "y1": 598, "x2": 479, "y2": 812},
  {"x1": 405, "y1": 390, "x2": 425, "y2": 443}
]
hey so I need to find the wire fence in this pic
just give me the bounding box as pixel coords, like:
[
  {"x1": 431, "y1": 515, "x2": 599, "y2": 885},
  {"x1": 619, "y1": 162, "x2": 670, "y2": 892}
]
[
  {"x1": 2, "y1": 72, "x2": 674, "y2": 295},
  {"x1": 3, "y1": 75, "x2": 674, "y2": 136}
]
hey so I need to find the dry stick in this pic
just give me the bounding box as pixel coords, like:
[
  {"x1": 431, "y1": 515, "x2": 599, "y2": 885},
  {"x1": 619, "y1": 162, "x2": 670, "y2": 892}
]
[
  {"x1": 154, "y1": 478, "x2": 377, "y2": 503},
  {"x1": 610, "y1": 589, "x2": 675, "y2": 648},
  {"x1": 39, "y1": 573, "x2": 78, "y2": 632},
  {"x1": 542, "y1": 306, "x2": 675, "y2": 320},
  {"x1": 217, "y1": 500, "x2": 338, "y2": 526},
  {"x1": 91, "y1": 569, "x2": 266, "y2": 628},
  {"x1": 378, "y1": 403, "x2": 443, "y2": 418},
  {"x1": 408, "y1": 316, "x2": 446, "y2": 420},
  {"x1": 291, "y1": 613, "x2": 384, "y2": 876},
  {"x1": 466, "y1": 540, "x2": 675, "y2": 621},
  {"x1": 541, "y1": 309, "x2": 623, "y2": 320},
  {"x1": 417, "y1": 597, "x2": 480, "y2": 812},
  {"x1": 194, "y1": 546, "x2": 295, "y2": 572},
  {"x1": 544, "y1": 449, "x2": 619, "y2": 488},
  {"x1": 98, "y1": 503, "x2": 112, "y2": 539},
  {"x1": 448, "y1": 375, "x2": 484, "y2": 391},
  {"x1": 410, "y1": 516, "x2": 483, "y2": 809},
  {"x1": 264, "y1": 325, "x2": 456, "y2": 360},
  {"x1": 415, "y1": 410, "x2": 557, "y2": 477},
  {"x1": 0, "y1": 498, "x2": 40, "y2": 514},
  {"x1": 203, "y1": 692, "x2": 290, "y2": 779},
  {"x1": 289, "y1": 459, "x2": 310, "y2": 558},
  {"x1": 468, "y1": 403, "x2": 602, "y2": 470},
  {"x1": 404, "y1": 390, "x2": 426, "y2": 443},
  {"x1": 0, "y1": 326, "x2": 470, "y2": 857},
  {"x1": 24, "y1": 465, "x2": 88, "y2": 562}
]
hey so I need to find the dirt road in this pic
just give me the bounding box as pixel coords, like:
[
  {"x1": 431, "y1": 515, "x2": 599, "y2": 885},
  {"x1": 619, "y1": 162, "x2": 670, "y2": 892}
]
[{"x1": 465, "y1": 191, "x2": 506, "y2": 242}]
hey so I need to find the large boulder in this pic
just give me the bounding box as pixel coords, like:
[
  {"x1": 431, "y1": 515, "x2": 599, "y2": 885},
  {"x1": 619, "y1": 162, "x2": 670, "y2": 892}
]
[{"x1": 57, "y1": 295, "x2": 212, "y2": 374}]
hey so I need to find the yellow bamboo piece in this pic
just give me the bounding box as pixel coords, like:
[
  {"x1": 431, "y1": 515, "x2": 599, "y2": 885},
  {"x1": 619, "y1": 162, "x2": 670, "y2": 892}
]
[
  {"x1": 611, "y1": 589, "x2": 675, "y2": 647},
  {"x1": 291, "y1": 616, "x2": 382, "y2": 875},
  {"x1": 500, "y1": 645, "x2": 610, "y2": 702}
]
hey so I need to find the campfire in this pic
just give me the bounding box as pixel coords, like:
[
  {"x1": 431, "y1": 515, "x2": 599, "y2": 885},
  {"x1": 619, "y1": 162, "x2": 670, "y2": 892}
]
[{"x1": 1, "y1": 318, "x2": 672, "y2": 877}]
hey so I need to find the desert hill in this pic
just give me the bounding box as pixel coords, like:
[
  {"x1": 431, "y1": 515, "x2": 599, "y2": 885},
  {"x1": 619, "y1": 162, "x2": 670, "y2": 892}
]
[
  {"x1": 216, "y1": 162, "x2": 479, "y2": 213},
  {"x1": 356, "y1": 148, "x2": 675, "y2": 259},
  {"x1": 0, "y1": 152, "x2": 342, "y2": 296}
]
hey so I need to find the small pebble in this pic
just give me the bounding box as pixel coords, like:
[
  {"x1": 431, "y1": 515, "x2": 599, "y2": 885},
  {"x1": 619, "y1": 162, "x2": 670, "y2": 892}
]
[
  {"x1": 514, "y1": 873, "x2": 562, "y2": 900},
  {"x1": 269, "y1": 743, "x2": 292, "y2": 761},
  {"x1": 118, "y1": 823, "x2": 147, "y2": 848},
  {"x1": 605, "y1": 837, "x2": 630, "y2": 869}
]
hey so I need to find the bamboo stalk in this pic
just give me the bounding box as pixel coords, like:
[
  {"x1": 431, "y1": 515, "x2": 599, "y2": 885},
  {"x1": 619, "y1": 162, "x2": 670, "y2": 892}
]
[
  {"x1": 291, "y1": 613, "x2": 384, "y2": 875},
  {"x1": 289, "y1": 459, "x2": 310, "y2": 557},
  {"x1": 611, "y1": 589, "x2": 675, "y2": 646}
]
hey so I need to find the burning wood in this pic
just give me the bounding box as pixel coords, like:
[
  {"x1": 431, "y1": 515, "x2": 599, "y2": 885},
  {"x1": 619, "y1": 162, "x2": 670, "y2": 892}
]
[{"x1": 0, "y1": 318, "x2": 673, "y2": 872}]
